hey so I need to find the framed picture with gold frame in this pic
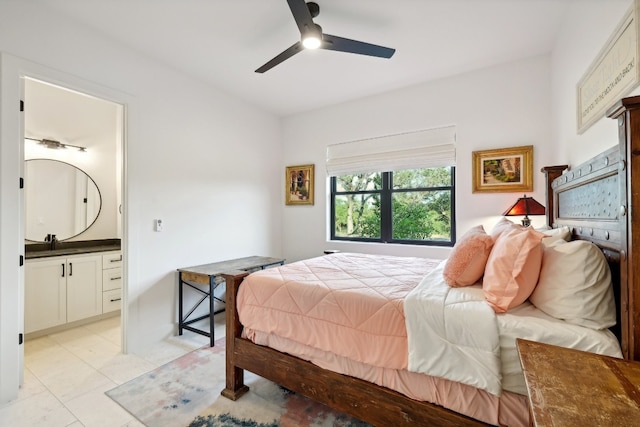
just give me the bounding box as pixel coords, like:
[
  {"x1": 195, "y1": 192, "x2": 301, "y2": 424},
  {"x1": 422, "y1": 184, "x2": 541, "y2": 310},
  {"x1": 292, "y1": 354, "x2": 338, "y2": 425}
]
[
  {"x1": 285, "y1": 164, "x2": 314, "y2": 205},
  {"x1": 472, "y1": 145, "x2": 533, "y2": 193}
]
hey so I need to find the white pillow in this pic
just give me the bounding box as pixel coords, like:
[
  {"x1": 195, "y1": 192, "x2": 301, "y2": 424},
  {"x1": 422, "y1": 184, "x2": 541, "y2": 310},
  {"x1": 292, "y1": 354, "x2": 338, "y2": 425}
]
[
  {"x1": 538, "y1": 226, "x2": 571, "y2": 247},
  {"x1": 535, "y1": 225, "x2": 552, "y2": 231},
  {"x1": 529, "y1": 240, "x2": 616, "y2": 330}
]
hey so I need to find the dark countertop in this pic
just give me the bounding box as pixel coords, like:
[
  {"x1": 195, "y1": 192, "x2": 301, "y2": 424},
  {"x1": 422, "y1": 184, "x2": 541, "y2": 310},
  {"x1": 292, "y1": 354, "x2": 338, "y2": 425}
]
[{"x1": 25, "y1": 239, "x2": 121, "y2": 259}]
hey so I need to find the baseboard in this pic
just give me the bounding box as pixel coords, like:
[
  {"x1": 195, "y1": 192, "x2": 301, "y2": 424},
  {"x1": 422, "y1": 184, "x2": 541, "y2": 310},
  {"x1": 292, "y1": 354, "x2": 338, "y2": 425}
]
[{"x1": 25, "y1": 310, "x2": 120, "y2": 340}]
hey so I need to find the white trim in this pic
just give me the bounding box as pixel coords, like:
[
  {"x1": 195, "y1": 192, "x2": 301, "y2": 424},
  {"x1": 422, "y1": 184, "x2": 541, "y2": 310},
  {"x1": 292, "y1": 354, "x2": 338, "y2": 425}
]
[
  {"x1": 0, "y1": 53, "x2": 24, "y2": 403},
  {"x1": 0, "y1": 53, "x2": 130, "y2": 403}
]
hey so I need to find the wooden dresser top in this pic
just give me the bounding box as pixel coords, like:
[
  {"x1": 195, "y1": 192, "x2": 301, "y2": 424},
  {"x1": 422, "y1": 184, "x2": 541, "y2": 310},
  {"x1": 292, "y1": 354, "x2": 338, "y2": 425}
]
[{"x1": 517, "y1": 339, "x2": 640, "y2": 426}]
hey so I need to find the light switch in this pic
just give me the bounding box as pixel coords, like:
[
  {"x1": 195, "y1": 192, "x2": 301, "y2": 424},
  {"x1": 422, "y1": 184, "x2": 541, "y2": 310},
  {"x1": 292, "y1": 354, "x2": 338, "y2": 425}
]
[{"x1": 154, "y1": 219, "x2": 163, "y2": 232}]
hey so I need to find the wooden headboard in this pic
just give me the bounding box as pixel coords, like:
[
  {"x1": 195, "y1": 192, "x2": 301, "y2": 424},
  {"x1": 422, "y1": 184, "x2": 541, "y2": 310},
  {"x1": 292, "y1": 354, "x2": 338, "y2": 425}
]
[{"x1": 542, "y1": 95, "x2": 640, "y2": 362}]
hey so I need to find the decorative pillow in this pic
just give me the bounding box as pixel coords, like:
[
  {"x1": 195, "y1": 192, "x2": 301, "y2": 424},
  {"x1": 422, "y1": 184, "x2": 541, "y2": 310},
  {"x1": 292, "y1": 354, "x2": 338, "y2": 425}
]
[
  {"x1": 489, "y1": 217, "x2": 522, "y2": 240},
  {"x1": 483, "y1": 226, "x2": 545, "y2": 313},
  {"x1": 529, "y1": 240, "x2": 616, "y2": 329},
  {"x1": 443, "y1": 225, "x2": 494, "y2": 287},
  {"x1": 539, "y1": 226, "x2": 571, "y2": 247}
]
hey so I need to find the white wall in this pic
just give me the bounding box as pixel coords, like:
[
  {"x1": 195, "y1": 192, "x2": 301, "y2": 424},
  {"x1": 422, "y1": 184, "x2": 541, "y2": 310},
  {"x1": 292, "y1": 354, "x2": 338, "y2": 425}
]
[
  {"x1": 0, "y1": 0, "x2": 283, "y2": 390},
  {"x1": 551, "y1": 0, "x2": 634, "y2": 164},
  {"x1": 281, "y1": 55, "x2": 554, "y2": 262}
]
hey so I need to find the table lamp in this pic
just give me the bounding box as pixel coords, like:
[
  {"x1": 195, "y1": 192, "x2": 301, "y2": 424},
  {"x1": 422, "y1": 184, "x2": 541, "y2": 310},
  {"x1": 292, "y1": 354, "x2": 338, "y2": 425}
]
[{"x1": 502, "y1": 195, "x2": 545, "y2": 227}]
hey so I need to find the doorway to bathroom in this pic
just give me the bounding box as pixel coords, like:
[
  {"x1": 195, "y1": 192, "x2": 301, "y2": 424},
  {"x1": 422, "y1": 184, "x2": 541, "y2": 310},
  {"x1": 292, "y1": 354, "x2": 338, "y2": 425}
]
[{"x1": 22, "y1": 77, "x2": 125, "y2": 370}]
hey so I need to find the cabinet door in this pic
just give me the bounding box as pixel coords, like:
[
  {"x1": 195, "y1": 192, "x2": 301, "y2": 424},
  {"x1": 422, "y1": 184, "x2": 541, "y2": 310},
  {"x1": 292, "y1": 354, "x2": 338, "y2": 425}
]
[
  {"x1": 25, "y1": 258, "x2": 66, "y2": 333},
  {"x1": 66, "y1": 254, "x2": 102, "y2": 322}
]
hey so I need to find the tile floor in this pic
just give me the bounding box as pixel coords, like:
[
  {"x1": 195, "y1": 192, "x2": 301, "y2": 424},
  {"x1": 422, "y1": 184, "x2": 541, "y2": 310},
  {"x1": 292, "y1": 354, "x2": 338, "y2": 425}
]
[{"x1": 0, "y1": 314, "x2": 225, "y2": 427}]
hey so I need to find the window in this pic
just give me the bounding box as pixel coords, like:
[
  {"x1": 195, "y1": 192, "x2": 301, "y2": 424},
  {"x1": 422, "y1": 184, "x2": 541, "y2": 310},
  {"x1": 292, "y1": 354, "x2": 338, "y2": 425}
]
[
  {"x1": 330, "y1": 167, "x2": 455, "y2": 246},
  {"x1": 326, "y1": 125, "x2": 457, "y2": 246}
]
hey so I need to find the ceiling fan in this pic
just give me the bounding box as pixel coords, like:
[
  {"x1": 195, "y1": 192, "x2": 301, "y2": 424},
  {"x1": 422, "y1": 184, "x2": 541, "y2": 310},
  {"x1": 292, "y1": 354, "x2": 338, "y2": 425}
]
[{"x1": 255, "y1": 0, "x2": 396, "y2": 73}]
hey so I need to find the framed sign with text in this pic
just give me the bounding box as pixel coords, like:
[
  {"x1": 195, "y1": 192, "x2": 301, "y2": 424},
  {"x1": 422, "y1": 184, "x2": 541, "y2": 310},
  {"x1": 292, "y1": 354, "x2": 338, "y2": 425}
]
[{"x1": 577, "y1": 0, "x2": 640, "y2": 134}]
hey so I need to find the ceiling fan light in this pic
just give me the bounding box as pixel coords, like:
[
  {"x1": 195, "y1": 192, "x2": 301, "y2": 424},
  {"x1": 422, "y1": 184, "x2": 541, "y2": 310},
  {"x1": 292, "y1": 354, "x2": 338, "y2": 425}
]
[
  {"x1": 302, "y1": 23, "x2": 322, "y2": 49},
  {"x1": 302, "y1": 36, "x2": 321, "y2": 49}
]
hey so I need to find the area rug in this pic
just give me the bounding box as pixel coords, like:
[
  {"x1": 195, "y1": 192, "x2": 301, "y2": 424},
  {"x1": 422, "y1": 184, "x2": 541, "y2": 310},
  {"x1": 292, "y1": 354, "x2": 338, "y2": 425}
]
[{"x1": 106, "y1": 337, "x2": 370, "y2": 427}]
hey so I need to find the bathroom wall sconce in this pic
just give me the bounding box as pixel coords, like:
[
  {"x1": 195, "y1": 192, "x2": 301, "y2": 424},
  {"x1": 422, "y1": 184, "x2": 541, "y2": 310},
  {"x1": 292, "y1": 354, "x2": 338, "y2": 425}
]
[
  {"x1": 26, "y1": 137, "x2": 86, "y2": 152},
  {"x1": 502, "y1": 194, "x2": 545, "y2": 227}
]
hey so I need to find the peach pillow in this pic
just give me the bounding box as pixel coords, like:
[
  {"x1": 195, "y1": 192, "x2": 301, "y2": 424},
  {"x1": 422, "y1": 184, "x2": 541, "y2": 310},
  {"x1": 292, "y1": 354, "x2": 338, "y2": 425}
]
[
  {"x1": 483, "y1": 226, "x2": 545, "y2": 313},
  {"x1": 489, "y1": 217, "x2": 522, "y2": 240},
  {"x1": 443, "y1": 225, "x2": 494, "y2": 287}
]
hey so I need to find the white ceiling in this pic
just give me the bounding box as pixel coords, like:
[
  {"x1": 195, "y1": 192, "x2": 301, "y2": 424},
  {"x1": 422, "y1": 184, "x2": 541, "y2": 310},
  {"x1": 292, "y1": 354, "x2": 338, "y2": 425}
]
[
  {"x1": 25, "y1": 79, "x2": 120, "y2": 147},
  {"x1": 35, "y1": 0, "x2": 581, "y2": 117}
]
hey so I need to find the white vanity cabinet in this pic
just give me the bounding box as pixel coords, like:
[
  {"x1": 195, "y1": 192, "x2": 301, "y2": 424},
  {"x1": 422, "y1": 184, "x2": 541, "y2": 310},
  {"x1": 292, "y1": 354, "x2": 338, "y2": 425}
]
[
  {"x1": 102, "y1": 251, "x2": 122, "y2": 313},
  {"x1": 66, "y1": 254, "x2": 102, "y2": 322},
  {"x1": 24, "y1": 257, "x2": 68, "y2": 333},
  {"x1": 25, "y1": 252, "x2": 105, "y2": 334}
]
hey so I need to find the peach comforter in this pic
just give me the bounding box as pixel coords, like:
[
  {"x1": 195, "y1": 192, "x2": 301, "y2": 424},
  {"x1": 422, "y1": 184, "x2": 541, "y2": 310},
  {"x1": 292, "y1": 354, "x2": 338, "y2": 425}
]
[
  {"x1": 237, "y1": 252, "x2": 438, "y2": 369},
  {"x1": 236, "y1": 252, "x2": 529, "y2": 426}
]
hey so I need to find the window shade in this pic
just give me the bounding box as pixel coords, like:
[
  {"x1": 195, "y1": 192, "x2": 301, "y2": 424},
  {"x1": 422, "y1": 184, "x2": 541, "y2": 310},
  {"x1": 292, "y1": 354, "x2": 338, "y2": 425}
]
[{"x1": 326, "y1": 125, "x2": 456, "y2": 176}]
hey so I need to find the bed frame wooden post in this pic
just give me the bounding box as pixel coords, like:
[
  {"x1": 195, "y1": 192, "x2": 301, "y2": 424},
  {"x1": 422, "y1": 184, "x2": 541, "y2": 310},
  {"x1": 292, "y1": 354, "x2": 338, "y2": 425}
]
[
  {"x1": 541, "y1": 165, "x2": 568, "y2": 226},
  {"x1": 220, "y1": 270, "x2": 250, "y2": 400},
  {"x1": 608, "y1": 95, "x2": 640, "y2": 361}
]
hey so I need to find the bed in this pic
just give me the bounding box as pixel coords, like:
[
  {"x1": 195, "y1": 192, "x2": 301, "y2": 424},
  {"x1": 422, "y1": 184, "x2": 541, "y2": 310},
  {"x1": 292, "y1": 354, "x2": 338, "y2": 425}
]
[{"x1": 220, "y1": 95, "x2": 640, "y2": 426}]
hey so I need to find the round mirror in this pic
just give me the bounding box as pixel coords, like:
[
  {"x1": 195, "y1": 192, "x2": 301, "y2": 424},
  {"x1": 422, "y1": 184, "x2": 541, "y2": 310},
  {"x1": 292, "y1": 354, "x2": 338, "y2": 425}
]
[{"x1": 25, "y1": 159, "x2": 102, "y2": 242}]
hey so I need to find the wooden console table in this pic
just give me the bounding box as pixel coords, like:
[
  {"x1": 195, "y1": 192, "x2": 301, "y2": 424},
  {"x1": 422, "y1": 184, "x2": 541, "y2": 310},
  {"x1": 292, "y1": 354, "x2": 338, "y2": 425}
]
[
  {"x1": 177, "y1": 255, "x2": 285, "y2": 346},
  {"x1": 517, "y1": 338, "x2": 640, "y2": 426}
]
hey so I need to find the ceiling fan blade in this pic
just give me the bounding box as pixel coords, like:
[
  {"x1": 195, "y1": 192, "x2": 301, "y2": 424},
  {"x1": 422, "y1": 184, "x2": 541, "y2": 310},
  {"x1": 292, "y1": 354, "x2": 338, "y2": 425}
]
[
  {"x1": 322, "y1": 34, "x2": 395, "y2": 58},
  {"x1": 255, "y1": 41, "x2": 304, "y2": 73},
  {"x1": 287, "y1": 0, "x2": 315, "y2": 35}
]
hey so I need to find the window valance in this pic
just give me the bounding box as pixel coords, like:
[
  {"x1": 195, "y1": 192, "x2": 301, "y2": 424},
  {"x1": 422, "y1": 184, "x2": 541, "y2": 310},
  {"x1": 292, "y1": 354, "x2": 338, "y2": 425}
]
[{"x1": 325, "y1": 125, "x2": 456, "y2": 176}]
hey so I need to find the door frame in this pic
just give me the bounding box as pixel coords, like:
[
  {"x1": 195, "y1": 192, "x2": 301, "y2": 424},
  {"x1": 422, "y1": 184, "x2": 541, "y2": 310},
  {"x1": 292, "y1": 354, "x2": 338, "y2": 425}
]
[{"x1": 0, "y1": 53, "x2": 129, "y2": 403}]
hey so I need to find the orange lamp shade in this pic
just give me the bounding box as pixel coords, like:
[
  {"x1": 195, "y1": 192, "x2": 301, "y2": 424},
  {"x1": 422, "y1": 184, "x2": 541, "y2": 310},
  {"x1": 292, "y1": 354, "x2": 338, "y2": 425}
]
[{"x1": 502, "y1": 195, "x2": 545, "y2": 226}]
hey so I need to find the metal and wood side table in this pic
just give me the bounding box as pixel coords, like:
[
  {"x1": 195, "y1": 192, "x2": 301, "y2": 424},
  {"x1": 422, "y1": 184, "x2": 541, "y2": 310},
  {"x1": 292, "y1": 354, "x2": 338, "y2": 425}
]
[{"x1": 177, "y1": 255, "x2": 285, "y2": 346}]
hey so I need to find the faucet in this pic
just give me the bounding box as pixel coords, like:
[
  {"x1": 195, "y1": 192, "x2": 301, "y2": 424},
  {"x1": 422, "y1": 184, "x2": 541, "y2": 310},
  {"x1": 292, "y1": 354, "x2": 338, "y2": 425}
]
[{"x1": 44, "y1": 234, "x2": 58, "y2": 250}]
